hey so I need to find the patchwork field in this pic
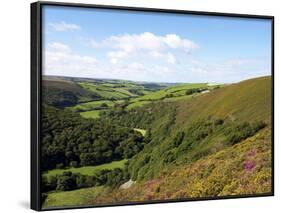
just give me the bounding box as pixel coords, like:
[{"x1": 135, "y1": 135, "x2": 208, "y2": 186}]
[{"x1": 44, "y1": 77, "x2": 220, "y2": 118}]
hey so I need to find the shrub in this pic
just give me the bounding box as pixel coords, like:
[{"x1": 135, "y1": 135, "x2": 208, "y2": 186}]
[
  {"x1": 226, "y1": 121, "x2": 266, "y2": 145},
  {"x1": 106, "y1": 168, "x2": 127, "y2": 187},
  {"x1": 56, "y1": 172, "x2": 77, "y2": 191}
]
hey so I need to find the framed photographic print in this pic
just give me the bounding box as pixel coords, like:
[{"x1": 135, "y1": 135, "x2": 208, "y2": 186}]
[{"x1": 31, "y1": 1, "x2": 274, "y2": 211}]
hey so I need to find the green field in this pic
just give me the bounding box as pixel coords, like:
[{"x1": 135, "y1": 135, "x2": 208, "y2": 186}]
[
  {"x1": 57, "y1": 79, "x2": 219, "y2": 114},
  {"x1": 43, "y1": 186, "x2": 105, "y2": 208},
  {"x1": 80, "y1": 110, "x2": 104, "y2": 119},
  {"x1": 66, "y1": 100, "x2": 114, "y2": 112},
  {"x1": 44, "y1": 159, "x2": 128, "y2": 178},
  {"x1": 126, "y1": 83, "x2": 216, "y2": 109},
  {"x1": 79, "y1": 82, "x2": 138, "y2": 99},
  {"x1": 126, "y1": 101, "x2": 152, "y2": 110},
  {"x1": 130, "y1": 83, "x2": 208, "y2": 102}
]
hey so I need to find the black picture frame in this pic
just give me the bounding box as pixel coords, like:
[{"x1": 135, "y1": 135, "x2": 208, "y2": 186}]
[{"x1": 31, "y1": 1, "x2": 274, "y2": 211}]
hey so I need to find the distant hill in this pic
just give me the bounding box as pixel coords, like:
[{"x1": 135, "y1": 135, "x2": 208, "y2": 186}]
[
  {"x1": 42, "y1": 76, "x2": 176, "y2": 108},
  {"x1": 42, "y1": 79, "x2": 100, "y2": 108}
]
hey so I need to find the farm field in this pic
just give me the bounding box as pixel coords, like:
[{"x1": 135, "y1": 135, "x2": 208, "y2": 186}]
[
  {"x1": 44, "y1": 159, "x2": 128, "y2": 178},
  {"x1": 66, "y1": 100, "x2": 114, "y2": 112},
  {"x1": 46, "y1": 77, "x2": 221, "y2": 117},
  {"x1": 80, "y1": 109, "x2": 105, "y2": 119},
  {"x1": 126, "y1": 83, "x2": 218, "y2": 109}
]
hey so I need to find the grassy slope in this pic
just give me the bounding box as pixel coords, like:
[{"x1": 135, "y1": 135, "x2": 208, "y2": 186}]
[
  {"x1": 127, "y1": 76, "x2": 271, "y2": 180},
  {"x1": 44, "y1": 159, "x2": 127, "y2": 178},
  {"x1": 42, "y1": 79, "x2": 99, "y2": 107},
  {"x1": 43, "y1": 79, "x2": 86, "y2": 94},
  {"x1": 43, "y1": 186, "x2": 105, "y2": 208},
  {"x1": 92, "y1": 126, "x2": 271, "y2": 204},
  {"x1": 175, "y1": 76, "x2": 271, "y2": 125},
  {"x1": 80, "y1": 110, "x2": 104, "y2": 119}
]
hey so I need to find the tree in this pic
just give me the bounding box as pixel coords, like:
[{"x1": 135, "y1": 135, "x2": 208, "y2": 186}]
[{"x1": 56, "y1": 172, "x2": 77, "y2": 191}]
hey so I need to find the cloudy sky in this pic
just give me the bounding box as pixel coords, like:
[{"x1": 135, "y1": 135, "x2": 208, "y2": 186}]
[{"x1": 42, "y1": 5, "x2": 272, "y2": 83}]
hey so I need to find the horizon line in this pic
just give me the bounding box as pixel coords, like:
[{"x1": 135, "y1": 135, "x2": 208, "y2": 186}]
[{"x1": 42, "y1": 74, "x2": 271, "y2": 84}]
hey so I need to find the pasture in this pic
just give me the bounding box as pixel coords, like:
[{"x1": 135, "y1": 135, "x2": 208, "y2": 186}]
[
  {"x1": 43, "y1": 186, "x2": 105, "y2": 208},
  {"x1": 44, "y1": 159, "x2": 128, "y2": 178}
]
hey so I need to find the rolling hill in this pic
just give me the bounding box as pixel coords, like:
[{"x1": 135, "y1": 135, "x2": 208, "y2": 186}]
[
  {"x1": 42, "y1": 78, "x2": 100, "y2": 107},
  {"x1": 126, "y1": 76, "x2": 271, "y2": 180}
]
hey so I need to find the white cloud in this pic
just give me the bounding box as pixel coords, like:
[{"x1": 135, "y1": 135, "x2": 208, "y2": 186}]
[
  {"x1": 90, "y1": 32, "x2": 198, "y2": 64},
  {"x1": 48, "y1": 42, "x2": 71, "y2": 53},
  {"x1": 167, "y1": 53, "x2": 176, "y2": 64},
  {"x1": 184, "y1": 57, "x2": 271, "y2": 83},
  {"x1": 149, "y1": 51, "x2": 176, "y2": 64},
  {"x1": 110, "y1": 58, "x2": 118, "y2": 64},
  {"x1": 43, "y1": 42, "x2": 98, "y2": 76},
  {"x1": 128, "y1": 62, "x2": 145, "y2": 70},
  {"x1": 102, "y1": 32, "x2": 199, "y2": 52},
  {"x1": 48, "y1": 21, "x2": 80, "y2": 32},
  {"x1": 107, "y1": 50, "x2": 129, "y2": 64},
  {"x1": 163, "y1": 34, "x2": 198, "y2": 50},
  {"x1": 43, "y1": 35, "x2": 269, "y2": 83}
]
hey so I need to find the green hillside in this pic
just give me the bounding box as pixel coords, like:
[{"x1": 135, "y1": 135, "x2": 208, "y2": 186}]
[
  {"x1": 41, "y1": 76, "x2": 272, "y2": 208},
  {"x1": 174, "y1": 76, "x2": 271, "y2": 125},
  {"x1": 93, "y1": 126, "x2": 271, "y2": 203},
  {"x1": 42, "y1": 79, "x2": 100, "y2": 107},
  {"x1": 125, "y1": 76, "x2": 271, "y2": 181},
  {"x1": 87, "y1": 76, "x2": 272, "y2": 203},
  {"x1": 43, "y1": 186, "x2": 105, "y2": 208}
]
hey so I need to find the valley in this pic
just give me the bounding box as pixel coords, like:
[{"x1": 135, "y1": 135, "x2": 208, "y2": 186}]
[{"x1": 41, "y1": 75, "x2": 272, "y2": 209}]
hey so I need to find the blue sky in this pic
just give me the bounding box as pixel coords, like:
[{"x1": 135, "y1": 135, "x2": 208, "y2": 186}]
[{"x1": 42, "y1": 5, "x2": 272, "y2": 83}]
